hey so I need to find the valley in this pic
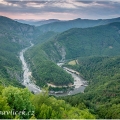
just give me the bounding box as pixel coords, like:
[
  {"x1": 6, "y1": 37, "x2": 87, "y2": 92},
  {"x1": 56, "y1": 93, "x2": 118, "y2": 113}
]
[
  {"x1": 0, "y1": 16, "x2": 120, "y2": 119},
  {"x1": 19, "y1": 41, "x2": 86, "y2": 95}
]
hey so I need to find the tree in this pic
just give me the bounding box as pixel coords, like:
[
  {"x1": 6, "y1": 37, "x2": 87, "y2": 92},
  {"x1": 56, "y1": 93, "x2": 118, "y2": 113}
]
[
  {"x1": 0, "y1": 95, "x2": 11, "y2": 119},
  {"x1": 2, "y1": 86, "x2": 35, "y2": 119},
  {"x1": 31, "y1": 90, "x2": 95, "y2": 119}
]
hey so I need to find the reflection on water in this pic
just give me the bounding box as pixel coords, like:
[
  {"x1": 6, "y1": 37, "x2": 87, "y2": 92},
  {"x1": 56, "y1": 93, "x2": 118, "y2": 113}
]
[{"x1": 50, "y1": 86, "x2": 86, "y2": 97}]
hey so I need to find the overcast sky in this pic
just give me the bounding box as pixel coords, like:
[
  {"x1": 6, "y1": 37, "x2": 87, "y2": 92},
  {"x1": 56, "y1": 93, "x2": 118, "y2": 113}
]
[{"x1": 0, "y1": 0, "x2": 120, "y2": 20}]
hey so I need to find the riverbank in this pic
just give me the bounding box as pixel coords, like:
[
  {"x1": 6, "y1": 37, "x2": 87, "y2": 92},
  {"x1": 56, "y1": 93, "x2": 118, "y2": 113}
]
[{"x1": 19, "y1": 42, "x2": 41, "y2": 94}]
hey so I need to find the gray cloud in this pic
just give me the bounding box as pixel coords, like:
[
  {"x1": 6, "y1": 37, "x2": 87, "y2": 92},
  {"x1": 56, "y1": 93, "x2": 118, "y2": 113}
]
[{"x1": 0, "y1": 0, "x2": 120, "y2": 20}]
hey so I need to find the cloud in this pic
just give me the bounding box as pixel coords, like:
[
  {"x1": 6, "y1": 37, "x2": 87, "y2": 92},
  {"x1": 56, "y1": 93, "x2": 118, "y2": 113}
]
[{"x1": 0, "y1": 0, "x2": 120, "y2": 20}]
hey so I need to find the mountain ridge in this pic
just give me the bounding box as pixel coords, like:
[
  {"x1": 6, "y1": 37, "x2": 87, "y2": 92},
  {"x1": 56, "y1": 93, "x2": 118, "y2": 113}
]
[
  {"x1": 37, "y1": 17, "x2": 120, "y2": 32},
  {"x1": 15, "y1": 18, "x2": 60, "y2": 26}
]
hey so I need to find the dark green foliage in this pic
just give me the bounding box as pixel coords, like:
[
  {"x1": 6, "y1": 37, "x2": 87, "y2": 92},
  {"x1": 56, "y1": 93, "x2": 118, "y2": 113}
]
[
  {"x1": 25, "y1": 22, "x2": 120, "y2": 119},
  {"x1": 0, "y1": 36, "x2": 23, "y2": 86},
  {"x1": 1, "y1": 15, "x2": 120, "y2": 119},
  {"x1": 40, "y1": 40, "x2": 62, "y2": 62},
  {"x1": 0, "y1": 16, "x2": 39, "y2": 40}
]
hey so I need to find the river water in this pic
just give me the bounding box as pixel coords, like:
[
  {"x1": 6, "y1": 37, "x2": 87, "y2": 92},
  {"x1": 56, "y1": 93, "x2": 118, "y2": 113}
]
[
  {"x1": 19, "y1": 42, "x2": 41, "y2": 94},
  {"x1": 63, "y1": 67, "x2": 86, "y2": 96},
  {"x1": 49, "y1": 63, "x2": 87, "y2": 97}
]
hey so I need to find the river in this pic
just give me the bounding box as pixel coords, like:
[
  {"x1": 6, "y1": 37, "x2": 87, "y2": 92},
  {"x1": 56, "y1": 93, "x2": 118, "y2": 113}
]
[
  {"x1": 19, "y1": 43, "x2": 87, "y2": 96},
  {"x1": 19, "y1": 42, "x2": 41, "y2": 94}
]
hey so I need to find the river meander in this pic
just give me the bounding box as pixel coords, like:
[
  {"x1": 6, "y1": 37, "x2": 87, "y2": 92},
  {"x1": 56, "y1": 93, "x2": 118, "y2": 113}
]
[{"x1": 19, "y1": 43, "x2": 87, "y2": 96}]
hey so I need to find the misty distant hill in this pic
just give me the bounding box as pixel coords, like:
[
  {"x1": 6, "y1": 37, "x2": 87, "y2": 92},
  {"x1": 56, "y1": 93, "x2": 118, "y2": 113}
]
[
  {"x1": 15, "y1": 19, "x2": 60, "y2": 26},
  {"x1": 37, "y1": 17, "x2": 120, "y2": 32}
]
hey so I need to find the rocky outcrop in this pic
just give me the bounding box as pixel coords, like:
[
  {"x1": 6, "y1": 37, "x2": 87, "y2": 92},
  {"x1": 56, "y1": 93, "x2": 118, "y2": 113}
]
[{"x1": 54, "y1": 42, "x2": 66, "y2": 62}]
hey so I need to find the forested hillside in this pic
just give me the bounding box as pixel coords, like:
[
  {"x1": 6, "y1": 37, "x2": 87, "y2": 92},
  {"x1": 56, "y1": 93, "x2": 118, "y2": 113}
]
[
  {"x1": 61, "y1": 56, "x2": 120, "y2": 118},
  {"x1": 0, "y1": 16, "x2": 39, "y2": 40},
  {"x1": 25, "y1": 22, "x2": 120, "y2": 88},
  {"x1": 25, "y1": 45, "x2": 74, "y2": 87},
  {"x1": 39, "y1": 22, "x2": 120, "y2": 61},
  {"x1": 0, "y1": 16, "x2": 39, "y2": 87}
]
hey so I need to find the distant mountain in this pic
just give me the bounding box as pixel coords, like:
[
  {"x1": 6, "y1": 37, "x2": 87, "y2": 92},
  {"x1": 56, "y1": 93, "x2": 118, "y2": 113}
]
[
  {"x1": 34, "y1": 19, "x2": 60, "y2": 26},
  {"x1": 15, "y1": 19, "x2": 60, "y2": 26},
  {"x1": 96, "y1": 17, "x2": 120, "y2": 25},
  {"x1": 37, "y1": 17, "x2": 120, "y2": 32}
]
